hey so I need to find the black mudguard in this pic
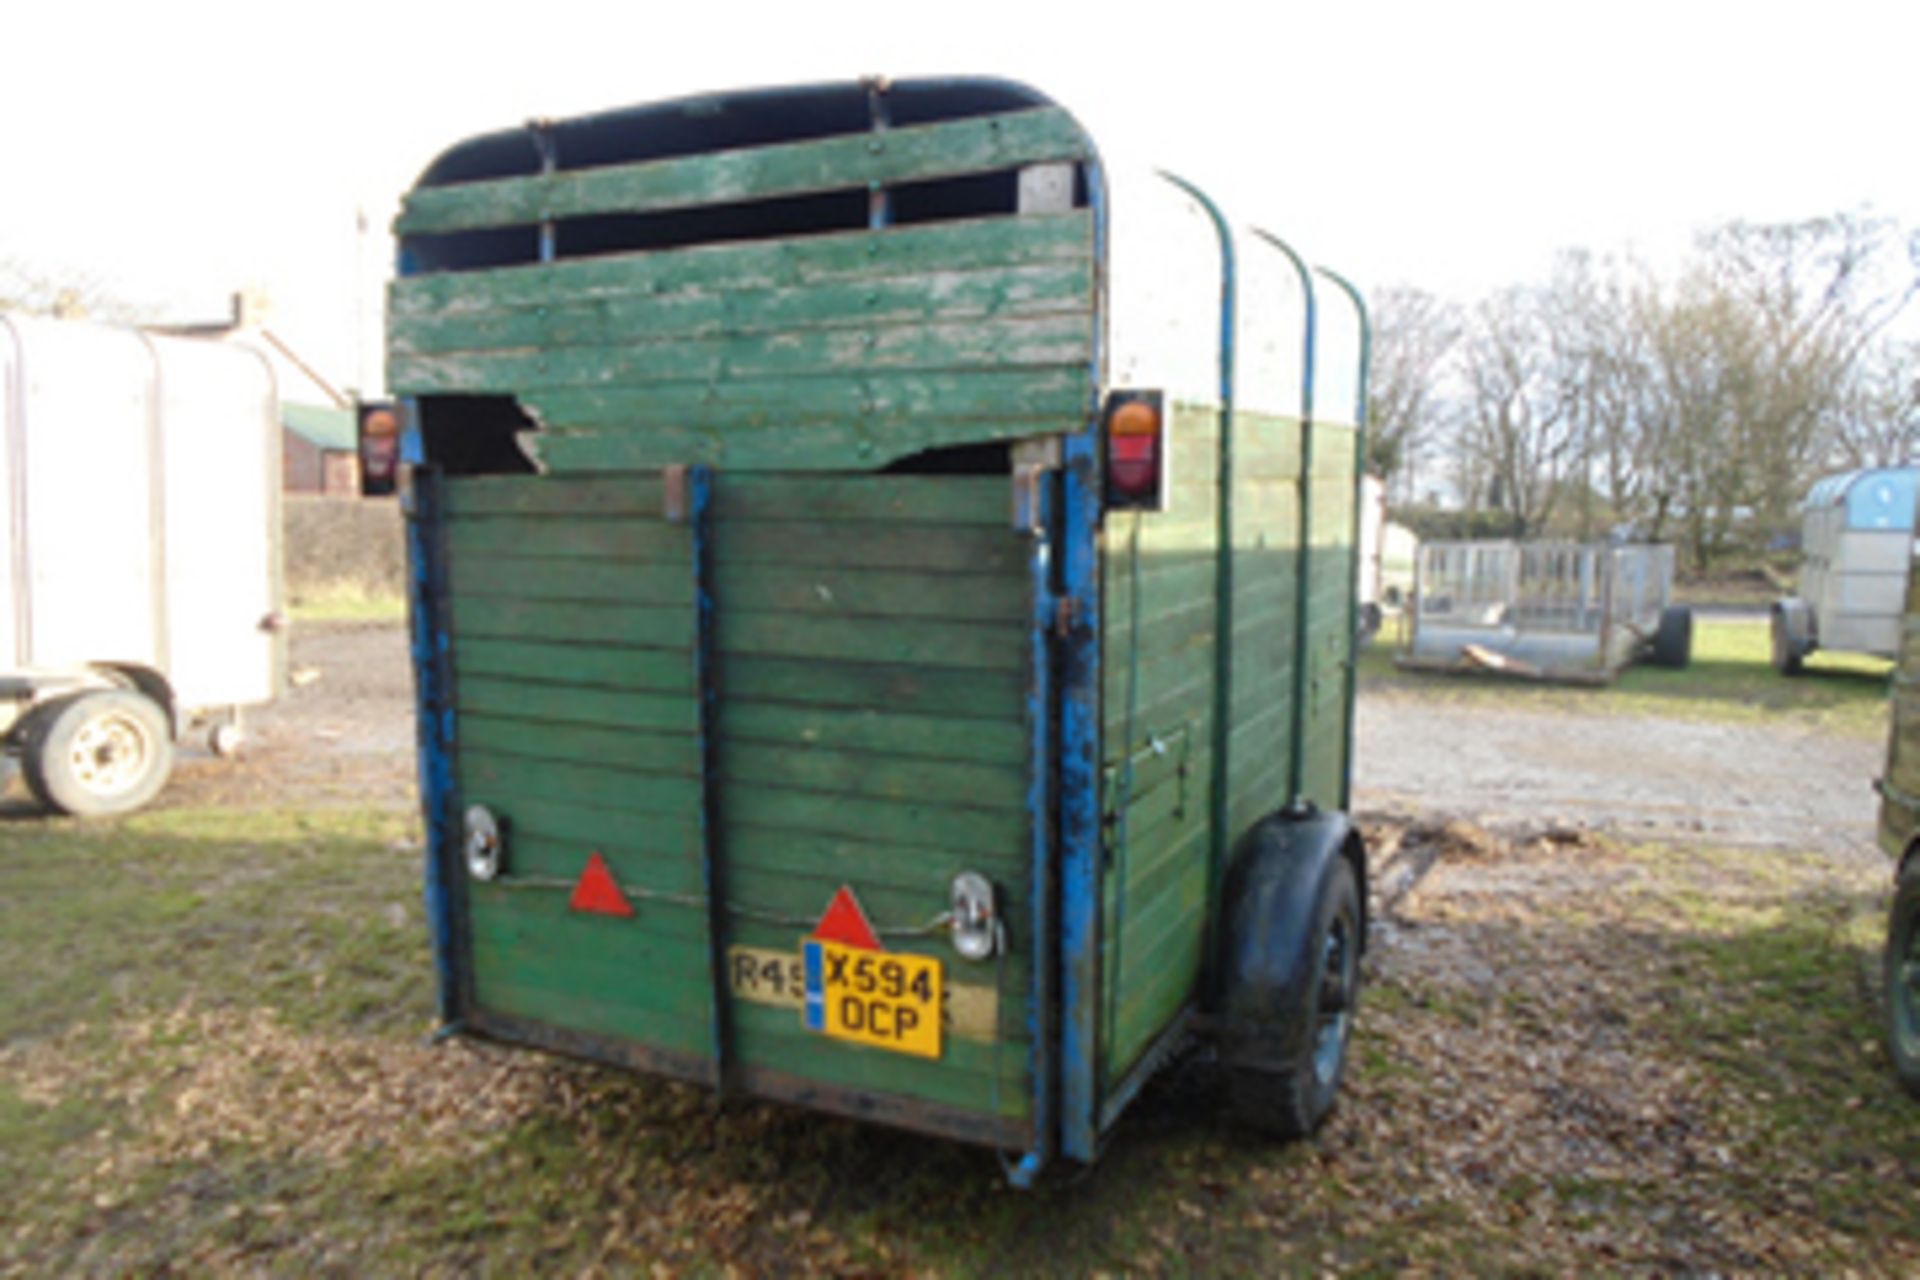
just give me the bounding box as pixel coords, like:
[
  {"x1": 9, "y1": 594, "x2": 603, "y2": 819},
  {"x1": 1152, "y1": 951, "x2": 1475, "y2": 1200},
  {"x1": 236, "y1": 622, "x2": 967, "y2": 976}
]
[{"x1": 1213, "y1": 806, "x2": 1368, "y2": 1073}]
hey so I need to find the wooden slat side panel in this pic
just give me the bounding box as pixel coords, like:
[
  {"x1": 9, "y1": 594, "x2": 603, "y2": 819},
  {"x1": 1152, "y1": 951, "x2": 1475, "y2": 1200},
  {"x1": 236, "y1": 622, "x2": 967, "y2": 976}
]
[
  {"x1": 1100, "y1": 403, "x2": 1221, "y2": 1082},
  {"x1": 396, "y1": 107, "x2": 1089, "y2": 234},
  {"x1": 392, "y1": 313, "x2": 1094, "y2": 396},
  {"x1": 393, "y1": 261, "x2": 1095, "y2": 357},
  {"x1": 393, "y1": 211, "x2": 1090, "y2": 316},
  {"x1": 526, "y1": 369, "x2": 1089, "y2": 434}
]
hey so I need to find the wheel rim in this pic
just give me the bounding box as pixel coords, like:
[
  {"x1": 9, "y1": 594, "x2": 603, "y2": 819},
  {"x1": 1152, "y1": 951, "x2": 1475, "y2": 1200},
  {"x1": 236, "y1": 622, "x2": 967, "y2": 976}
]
[
  {"x1": 1312, "y1": 907, "x2": 1358, "y2": 1087},
  {"x1": 1895, "y1": 911, "x2": 1920, "y2": 1060},
  {"x1": 67, "y1": 710, "x2": 153, "y2": 797}
]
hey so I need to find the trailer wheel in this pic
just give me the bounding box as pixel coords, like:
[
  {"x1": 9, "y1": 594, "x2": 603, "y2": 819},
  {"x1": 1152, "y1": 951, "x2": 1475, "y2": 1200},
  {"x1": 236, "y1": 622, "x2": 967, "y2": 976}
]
[
  {"x1": 22, "y1": 690, "x2": 175, "y2": 817},
  {"x1": 1771, "y1": 605, "x2": 1806, "y2": 676},
  {"x1": 1227, "y1": 855, "x2": 1361, "y2": 1138},
  {"x1": 1886, "y1": 860, "x2": 1920, "y2": 1099},
  {"x1": 1650, "y1": 606, "x2": 1693, "y2": 669}
]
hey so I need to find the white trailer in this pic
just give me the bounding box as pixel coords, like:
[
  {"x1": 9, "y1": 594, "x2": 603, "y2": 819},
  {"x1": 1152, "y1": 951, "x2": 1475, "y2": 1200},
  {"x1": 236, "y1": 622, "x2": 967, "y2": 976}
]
[
  {"x1": 1772, "y1": 466, "x2": 1916, "y2": 674},
  {"x1": 1355, "y1": 475, "x2": 1417, "y2": 639},
  {"x1": 0, "y1": 313, "x2": 284, "y2": 814}
]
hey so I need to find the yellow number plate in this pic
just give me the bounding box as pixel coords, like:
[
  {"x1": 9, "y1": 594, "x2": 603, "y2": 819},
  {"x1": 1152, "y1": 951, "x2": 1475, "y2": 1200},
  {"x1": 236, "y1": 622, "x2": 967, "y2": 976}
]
[{"x1": 804, "y1": 939, "x2": 943, "y2": 1060}]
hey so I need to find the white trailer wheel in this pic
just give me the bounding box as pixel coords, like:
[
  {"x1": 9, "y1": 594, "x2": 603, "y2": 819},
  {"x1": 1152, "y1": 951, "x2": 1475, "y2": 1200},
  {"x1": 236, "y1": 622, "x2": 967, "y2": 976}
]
[{"x1": 23, "y1": 691, "x2": 175, "y2": 816}]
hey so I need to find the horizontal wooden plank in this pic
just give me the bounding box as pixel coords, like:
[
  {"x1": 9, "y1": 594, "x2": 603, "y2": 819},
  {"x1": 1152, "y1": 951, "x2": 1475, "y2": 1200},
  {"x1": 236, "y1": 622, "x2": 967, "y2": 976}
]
[
  {"x1": 393, "y1": 261, "x2": 1094, "y2": 356},
  {"x1": 716, "y1": 520, "x2": 1025, "y2": 574},
  {"x1": 396, "y1": 107, "x2": 1089, "y2": 234},
  {"x1": 454, "y1": 638, "x2": 695, "y2": 694},
  {"x1": 721, "y1": 654, "x2": 1025, "y2": 721},
  {"x1": 446, "y1": 515, "x2": 687, "y2": 562},
  {"x1": 714, "y1": 474, "x2": 1006, "y2": 525},
  {"x1": 391, "y1": 313, "x2": 1095, "y2": 396},
  {"x1": 460, "y1": 749, "x2": 702, "y2": 819},
  {"x1": 724, "y1": 823, "x2": 1027, "y2": 895},
  {"x1": 527, "y1": 367, "x2": 1091, "y2": 433},
  {"x1": 720, "y1": 563, "x2": 1027, "y2": 624},
  {"x1": 721, "y1": 741, "x2": 1024, "y2": 812},
  {"x1": 460, "y1": 713, "x2": 698, "y2": 777},
  {"x1": 731, "y1": 1004, "x2": 1029, "y2": 1118},
  {"x1": 456, "y1": 793, "x2": 700, "y2": 867},
  {"x1": 445, "y1": 474, "x2": 664, "y2": 517},
  {"x1": 723, "y1": 699, "x2": 1026, "y2": 767},
  {"x1": 716, "y1": 610, "x2": 1024, "y2": 672},
  {"x1": 473, "y1": 973, "x2": 711, "y2": 1060},
  {"x1": 458, "y1": 676, "x2": 699, "y2": 733},
  {"x1": 725, "y1": 784, "x2": 1024, "y2": 860},
  {"x1": 452, "y1": 596, "x2": 693, "y2": 648},
  {"x1": 452, "y1": 556, "x2": 691, "y2": 605},
  {"x1": 529, "y1": 416, "x2": 1072, "y2": 474},
  {"x1": 393, "y1": 210, "x2": 1092, "y2": 315},
  {"x1": 479, "y1": 829, "x2": 704, "y2": 894}
]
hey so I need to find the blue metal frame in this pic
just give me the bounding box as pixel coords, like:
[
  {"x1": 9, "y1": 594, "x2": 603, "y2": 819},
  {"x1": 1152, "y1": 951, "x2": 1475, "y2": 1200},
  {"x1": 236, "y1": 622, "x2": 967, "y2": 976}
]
[
  {"x1": 1056, "y1": 158, "x2": 1109, "y2": 1167},
  {"x1": 686, "y1": 464, "x2": 730, "y2": 1091},
  {"x1": 402, "y1": 420, "x2": 462, "y2": 1025},
  {"x1": 1007, "y1": 478, "x2": 1057, "y2": 1188}
]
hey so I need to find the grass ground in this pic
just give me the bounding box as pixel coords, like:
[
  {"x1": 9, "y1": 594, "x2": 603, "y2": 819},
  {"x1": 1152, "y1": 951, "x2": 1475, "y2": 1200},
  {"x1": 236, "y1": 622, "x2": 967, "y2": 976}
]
[
  {"x1": 3, "y1": 804, "x2": 1915, "y2": 1274},
  {"x1": 287, "y1": 585, "x2": 407, "y2": 624},
  {"x1": 1364, "y1": 617, "x2": 1893, "y2": 738}
]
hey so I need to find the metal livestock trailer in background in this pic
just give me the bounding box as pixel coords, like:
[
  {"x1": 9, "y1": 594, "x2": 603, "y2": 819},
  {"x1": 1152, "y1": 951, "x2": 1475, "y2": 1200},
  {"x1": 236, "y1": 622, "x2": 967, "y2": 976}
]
[
  {"x1": 1400, "y1": 539, "x2": 1691, "y2": 682},
  {"x1": 391, "y1": 77, "x2": 1371, "y2": 1182},
  {"x1": 1773, "y1": 466, "x2": 1917, "y2": 675},
  {"x1": 0, "y1": 314, "x2": 285, "y2": 815}
]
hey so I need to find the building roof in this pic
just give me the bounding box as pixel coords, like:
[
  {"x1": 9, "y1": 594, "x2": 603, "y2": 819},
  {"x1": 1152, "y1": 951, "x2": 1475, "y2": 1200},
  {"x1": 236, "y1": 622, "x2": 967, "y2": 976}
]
[{"x1": 283, "y1": 402, "x2": 357, "y2": 452}]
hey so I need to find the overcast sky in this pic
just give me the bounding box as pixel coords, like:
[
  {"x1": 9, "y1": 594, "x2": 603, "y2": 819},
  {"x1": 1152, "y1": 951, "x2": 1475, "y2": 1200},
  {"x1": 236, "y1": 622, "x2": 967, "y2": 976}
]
[{"x1": 4, "y1": 0, "x2": 1914, "y2": 394}]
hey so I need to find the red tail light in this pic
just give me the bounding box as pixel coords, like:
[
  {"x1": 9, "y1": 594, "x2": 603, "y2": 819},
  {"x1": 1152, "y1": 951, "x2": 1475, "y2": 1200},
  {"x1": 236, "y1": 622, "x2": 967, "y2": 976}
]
[{"x1": 1105, "y1": 394, "x2": 1165, "y2": 510}]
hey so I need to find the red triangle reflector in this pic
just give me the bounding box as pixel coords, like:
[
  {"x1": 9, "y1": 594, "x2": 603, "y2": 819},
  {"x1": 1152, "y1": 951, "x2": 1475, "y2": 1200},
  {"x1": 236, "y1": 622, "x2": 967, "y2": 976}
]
[
  {"x1": 812, "y1": 885, "x2": 881, "y2": 951},
  {"x1": 569, "y1": 852, "x2": 635, "y2": 918}
]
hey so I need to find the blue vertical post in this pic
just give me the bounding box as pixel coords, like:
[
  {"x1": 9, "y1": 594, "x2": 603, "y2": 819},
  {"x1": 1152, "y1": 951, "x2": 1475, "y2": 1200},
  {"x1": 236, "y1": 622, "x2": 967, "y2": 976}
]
[
  {"x1": 685, "y1": 464, "x2": 729, "y2": 1092},
  {"x1": 1007, "y1": 476, "x2": 1056, "y2": 1187},
  {"x1": 1056, "y1": 160, "x2": 1108, "y2": 1165},
  {"x1": 403, "y1": 430, "x2": 461, "y2": 1025}
]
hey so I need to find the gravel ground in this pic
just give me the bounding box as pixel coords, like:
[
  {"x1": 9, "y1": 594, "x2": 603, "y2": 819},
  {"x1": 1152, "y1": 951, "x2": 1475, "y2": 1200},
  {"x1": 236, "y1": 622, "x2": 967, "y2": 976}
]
[
  {"x1": 1354, "y1": 690, "x2": 1884, "y2": 866},
  {"x1": 174, "y1": 620, "x2": 1886, "y2": 870}
]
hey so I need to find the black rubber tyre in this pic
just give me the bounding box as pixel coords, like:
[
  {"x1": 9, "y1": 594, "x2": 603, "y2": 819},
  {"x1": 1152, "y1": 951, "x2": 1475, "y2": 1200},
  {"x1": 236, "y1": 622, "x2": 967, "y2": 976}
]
[
  {"x1": 1651, "y1": 605, "x2": 1693, "y2": 669},
  {"x1": 1771, "y1": 606, "x2": 1805, "y2": 676},
  {"x1": 21, "y1": 690, "x2": 175, "y2": 817},
  {"x1": 1228, "y1": 856, "x2": 1362, "y2": 1138},
  {"x1": 1886, "y1": 860, "x2": 1920, "y2": 1099}
]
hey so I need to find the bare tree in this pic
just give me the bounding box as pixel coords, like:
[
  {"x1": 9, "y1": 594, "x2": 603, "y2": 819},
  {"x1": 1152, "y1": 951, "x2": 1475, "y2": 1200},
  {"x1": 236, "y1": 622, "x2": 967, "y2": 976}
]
[
  {"x1": 1829, "y1": 338, "x2": 1920, "y2": 468},
  {"x1": 0, "y1": 258, "x2": 153, "y2": 323},
  {"x1": 1457, "y1": 286, "x2": 1579, "y2": 535},
  {"x1": 1366, "y1": 285, "x2": 1461, "y2": 496}
]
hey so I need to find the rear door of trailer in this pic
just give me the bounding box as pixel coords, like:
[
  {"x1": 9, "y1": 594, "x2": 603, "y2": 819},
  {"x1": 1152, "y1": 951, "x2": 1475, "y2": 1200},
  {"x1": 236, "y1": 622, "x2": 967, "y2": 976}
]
[{"x1": 391, "y1": 86, "x2": 1099, "y2": 1152}]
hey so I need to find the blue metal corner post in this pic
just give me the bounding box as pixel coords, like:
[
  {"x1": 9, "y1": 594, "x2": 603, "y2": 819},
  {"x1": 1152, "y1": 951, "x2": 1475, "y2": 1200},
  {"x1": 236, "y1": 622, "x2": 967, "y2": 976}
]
[
  {"x1": 1056, "y1": 158, "x2": 1109, "y2": 1167},
  {"x1": 402, "y1": 418, "x2": 462, "y2": 1026}
]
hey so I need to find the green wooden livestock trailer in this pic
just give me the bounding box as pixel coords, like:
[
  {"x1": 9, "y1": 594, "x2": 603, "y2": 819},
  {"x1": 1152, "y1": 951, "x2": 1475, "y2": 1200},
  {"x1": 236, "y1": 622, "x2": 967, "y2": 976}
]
[
  {"x1": 1875, "y1": 519, "x2": 1920, "y2": 1098},
  {"x1": 391, "y1": 77, "x2": 1371, "y2": 1183}
]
